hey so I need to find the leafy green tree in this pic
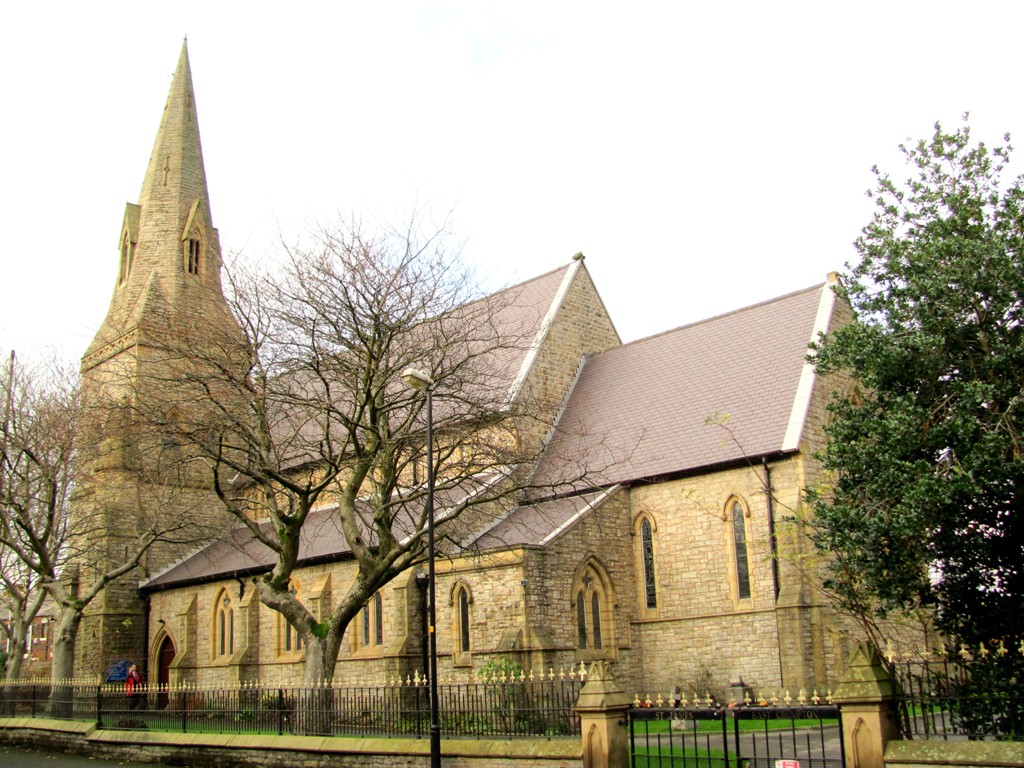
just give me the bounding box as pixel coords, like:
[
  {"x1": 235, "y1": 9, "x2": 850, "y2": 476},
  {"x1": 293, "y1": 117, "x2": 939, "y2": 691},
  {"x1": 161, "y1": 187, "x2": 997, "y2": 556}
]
[{"x1": 810, "y1": 119, "x2": 1024, "y2": 650}]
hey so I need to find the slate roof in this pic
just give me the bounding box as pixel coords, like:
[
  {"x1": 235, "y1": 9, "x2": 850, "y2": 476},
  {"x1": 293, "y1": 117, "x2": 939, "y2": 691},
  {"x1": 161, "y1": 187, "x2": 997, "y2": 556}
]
[
  {"x1": 141, "y1": 274, "x2": 837, "y2": 591},
  {"x1": 465, "y1": 489, "x2": 617, "y2": 551},
  {"x1": 532, "y1": 281, "x2": 834, "y2": 487},
  {"x1": 142, "y1": 472, "x2": 510, "y2": 591},
  {"x1": 470, "y1": 264, "x2": 573, "y2": 396},
  {"x1": 142, "y1": 507, "x2": 344, "y2": 590}
]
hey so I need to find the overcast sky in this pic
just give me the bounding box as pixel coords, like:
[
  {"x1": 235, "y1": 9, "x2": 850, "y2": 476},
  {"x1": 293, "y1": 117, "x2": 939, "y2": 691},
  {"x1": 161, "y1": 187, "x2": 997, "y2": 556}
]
[{"x1": 3, "y1": 1, "x2": 1022, "y2": 361}]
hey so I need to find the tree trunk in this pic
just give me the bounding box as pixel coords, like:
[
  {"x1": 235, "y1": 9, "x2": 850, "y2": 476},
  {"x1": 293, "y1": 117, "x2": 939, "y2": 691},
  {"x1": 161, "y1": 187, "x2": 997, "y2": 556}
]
[
  {"x1": 295, "y1": 631, "x2": 345, "y2": 735},
  {"x1": 4, "y1": 619, "x2": 27, "y2": 682},
  {"x1": 1, "y1": 620, "x2": 27, "y2": 715},
  {"x1": 49, "y1": 609, "x2": 82, "y2": 718}
]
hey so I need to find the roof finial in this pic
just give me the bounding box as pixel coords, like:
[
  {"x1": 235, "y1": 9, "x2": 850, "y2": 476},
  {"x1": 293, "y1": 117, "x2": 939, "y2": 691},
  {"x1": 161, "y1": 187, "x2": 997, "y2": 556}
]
[{"x1": 572, "y1": 252, "x2": 585, "y2": 262}]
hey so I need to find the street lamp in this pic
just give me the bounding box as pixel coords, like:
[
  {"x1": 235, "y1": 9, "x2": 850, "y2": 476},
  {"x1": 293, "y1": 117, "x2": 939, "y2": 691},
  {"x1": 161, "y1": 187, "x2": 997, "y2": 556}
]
[{"x1": 402, "y1": 367, "x2": 441, "y2": 768}]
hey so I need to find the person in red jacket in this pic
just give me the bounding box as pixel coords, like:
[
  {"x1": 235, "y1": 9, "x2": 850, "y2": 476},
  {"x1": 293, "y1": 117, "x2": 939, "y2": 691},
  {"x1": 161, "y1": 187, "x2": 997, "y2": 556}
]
[{"x1": 125, "y1": 663, "x2": 143, "y2": 710}]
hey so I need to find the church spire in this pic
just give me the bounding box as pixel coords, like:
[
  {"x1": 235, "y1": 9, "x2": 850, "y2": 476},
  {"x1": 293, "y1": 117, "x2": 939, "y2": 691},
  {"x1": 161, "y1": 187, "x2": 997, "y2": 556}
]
[
  {"x1": 85, "y1": 40, "x2": 226, "y2": 364},
  {"x1": 138, "y1": 39, "x2": 213, "y2": 231}
]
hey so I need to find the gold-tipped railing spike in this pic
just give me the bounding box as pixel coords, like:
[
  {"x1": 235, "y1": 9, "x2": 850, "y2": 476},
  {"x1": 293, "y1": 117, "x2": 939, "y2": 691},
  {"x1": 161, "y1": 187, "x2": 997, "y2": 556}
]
[
  {"x1": 704, "y1": 693, "x2": 713, "y2": 708},
  {"x1": 997, "y1": 640, "x2": 1008, "y2": 657},
  {"x1": 757, "y1": 693, "x2": 767, "y2": 707},
  {"x1": 978, "y1": 643, "x2": 990, "y2": 658},
  {"x1": 743, "y1": 691, "x2": 752, "y2": 706},
  {"x1": 633, "y1": 693, "x2": 641, "y2": 706},
  {"x1": 579, "y1": 661, "x2": 588, "y2": 678},
  {"x1": 784, "y1": 690, "x2": 792, "y2": 706},
  {"x1": 558, "y1": 667, "x2": 565, "y2": 681},
  {"x1": 644, "y1": 694, "x2": 653, "y2": 707},
  {"x1": 655, "y1": 694, "x2": 664, "y2": 708},
  {"x1": 797, "y1": 689, "x2": 806, "y2": 706},
  {"x1": 884, "y1": 641, "x2": 896, "y2": 663},
  {"x1": 826, "y1": 689, "x2": 834, "y2": 705},
  {"x1": 668, "y1": 693, "x2": 678, "y2": 708},
  {"x1": 727, "y1": 695, "x2": 737, "y2": 708}
]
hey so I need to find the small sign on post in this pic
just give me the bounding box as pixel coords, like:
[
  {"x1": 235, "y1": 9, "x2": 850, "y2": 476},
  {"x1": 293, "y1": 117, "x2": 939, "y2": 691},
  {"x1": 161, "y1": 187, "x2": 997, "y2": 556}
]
[{"x1": 775, "y1": 761, "x2": 800, "y2": 768}]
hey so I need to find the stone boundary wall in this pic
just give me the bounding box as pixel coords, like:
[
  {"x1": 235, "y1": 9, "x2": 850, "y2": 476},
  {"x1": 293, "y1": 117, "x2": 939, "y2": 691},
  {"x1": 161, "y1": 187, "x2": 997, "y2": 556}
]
[
  {"x1": 0, "y1": 718, "x2": 582, "y2": 768},
  {"x1": 885, "y1": 740, "x2": 1024, "y2": 768}
]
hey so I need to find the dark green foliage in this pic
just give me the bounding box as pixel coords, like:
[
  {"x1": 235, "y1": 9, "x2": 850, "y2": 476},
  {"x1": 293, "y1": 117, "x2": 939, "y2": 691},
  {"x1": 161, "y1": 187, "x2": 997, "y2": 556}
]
[
  {"x1": 939, "y1": 652, "x2": 1024, "y2": 740},
  {"x1": 810, "y1": 118, "x2": 1024, "y2": 649}
]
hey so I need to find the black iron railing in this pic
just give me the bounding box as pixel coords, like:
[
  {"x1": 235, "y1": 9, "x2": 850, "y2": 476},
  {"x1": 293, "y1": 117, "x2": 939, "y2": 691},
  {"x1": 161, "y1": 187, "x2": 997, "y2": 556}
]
[
  {"x1": 628, "y1": 702, "x2": 844, "y2": 768},
  {"x1": 893, "y1": 656, "x2": 1024, "y2": 741},
  {"x1": 0, "y1": 673, "x2": 584, "y2": 739}
]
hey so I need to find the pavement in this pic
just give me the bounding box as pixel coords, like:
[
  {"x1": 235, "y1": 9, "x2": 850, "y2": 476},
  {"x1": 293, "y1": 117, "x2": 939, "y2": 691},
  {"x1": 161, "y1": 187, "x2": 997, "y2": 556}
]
[{"x1": 0, "y1": 745, "x2": 165, "y2": 767}]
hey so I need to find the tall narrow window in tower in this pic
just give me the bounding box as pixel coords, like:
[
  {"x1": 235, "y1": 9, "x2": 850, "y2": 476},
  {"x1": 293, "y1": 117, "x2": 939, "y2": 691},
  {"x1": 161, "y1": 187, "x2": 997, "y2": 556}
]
[
  {"x1": 641, "y1": 518, "x2": 657, "y2": 609},
  {"x1": 119, "y1": 233, "x2": 132, "y2": 285},
  {"x1": 732, "y1": 499, "x2": 752, "y2": 600},
  {"x1": 187, "y1": 237, "x2": 201, "y2": 274}
]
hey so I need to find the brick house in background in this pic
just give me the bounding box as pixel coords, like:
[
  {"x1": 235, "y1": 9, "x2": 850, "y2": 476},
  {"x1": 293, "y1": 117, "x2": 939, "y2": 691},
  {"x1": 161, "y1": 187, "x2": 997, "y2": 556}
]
[
  {"x1": 1, "y1": 603, "x2": 56, "y2": 673},
  {"x1": 72, "y1": 41, "x2": 856, "y2": 698}
]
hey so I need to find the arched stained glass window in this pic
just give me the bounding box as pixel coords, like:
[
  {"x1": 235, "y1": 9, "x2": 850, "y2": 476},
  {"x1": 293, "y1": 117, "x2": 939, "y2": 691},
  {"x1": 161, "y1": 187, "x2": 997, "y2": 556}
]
[
  {"x1": 458, "y1": 589, "x2": 470, "y2": 653},
  {"x1": 374, "y1": 592, "x2": 383, "y2": 646},
  {"x1": 732, "y1": 500, "x2": 751, "y2": 600},
  {"x1": 362, "y1": 603, "x2": 371, "y2": 646},
  {"x1": 641, "y1": 518, "x2": 657, "y2": 609},
  {"x1": 576, "y1": 591, "x2": 588, "y2": 649},
  {"x1": 216, "y1": 592, "x2": 234, "y2": 659}
]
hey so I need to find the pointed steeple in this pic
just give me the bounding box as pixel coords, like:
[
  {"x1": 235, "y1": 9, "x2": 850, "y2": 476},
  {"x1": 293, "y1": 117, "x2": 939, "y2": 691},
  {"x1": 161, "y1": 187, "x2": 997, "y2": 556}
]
[
  {"x1": 85, "y1": 40, "x2": 228, "y2": 364},
  {"x1": 138, "y1": 39, "x2": 214, "y2": 234}
]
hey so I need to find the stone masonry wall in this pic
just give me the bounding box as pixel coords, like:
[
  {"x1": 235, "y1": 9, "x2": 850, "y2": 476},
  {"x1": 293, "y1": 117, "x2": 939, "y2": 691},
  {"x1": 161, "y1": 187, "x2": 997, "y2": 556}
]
[
  {"x1": 518, "y1": 262, "x2": 620, "y2": 447},
  {"x1": 522, "y1": 490, "x2": 638, "y2": 681},
  {"x1": 627, "y1": 457, "x2": 848, "y2": 698}
]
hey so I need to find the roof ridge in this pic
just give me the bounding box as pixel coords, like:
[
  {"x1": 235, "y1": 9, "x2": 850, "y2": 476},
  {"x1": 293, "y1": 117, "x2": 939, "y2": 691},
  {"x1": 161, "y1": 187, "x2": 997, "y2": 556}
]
[{"x1": 608, "y1": 281, "x2": 827, "y2": 354}]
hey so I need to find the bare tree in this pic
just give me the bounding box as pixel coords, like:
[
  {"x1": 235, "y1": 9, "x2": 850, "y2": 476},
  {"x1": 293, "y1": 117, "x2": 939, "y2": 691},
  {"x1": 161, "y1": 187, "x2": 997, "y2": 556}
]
[
  {"x1": 0, "y1": 350, "x2": 207, "y2": 687},
  {"x1": 0, "y1": 545, "x2": 47, "y2": 681},
  {"x1": 145, "y1": 215, "x2": 585, "y2": 684}
]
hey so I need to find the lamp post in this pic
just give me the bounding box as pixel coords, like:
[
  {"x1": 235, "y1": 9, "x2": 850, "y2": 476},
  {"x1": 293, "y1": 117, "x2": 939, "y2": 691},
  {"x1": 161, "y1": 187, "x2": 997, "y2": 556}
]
[{"x1": 402, "y1": 367, "x2": 441, "y2": 768}]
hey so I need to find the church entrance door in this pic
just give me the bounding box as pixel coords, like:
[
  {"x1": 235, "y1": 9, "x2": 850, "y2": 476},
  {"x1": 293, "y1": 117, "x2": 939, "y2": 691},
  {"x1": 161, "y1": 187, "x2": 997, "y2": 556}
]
[{"x1": 156, "y1": 635, "x2": 175, "y2": 709}]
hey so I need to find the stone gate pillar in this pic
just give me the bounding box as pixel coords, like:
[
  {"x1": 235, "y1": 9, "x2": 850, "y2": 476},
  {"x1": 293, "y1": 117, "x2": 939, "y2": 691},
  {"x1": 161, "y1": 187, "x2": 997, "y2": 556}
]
[
  {"x1": 832, "y1": 643, "x2": 900, "y2": 768},
  {"x1": 575, "y1": 661, "x2": 631, "y2": 768}
]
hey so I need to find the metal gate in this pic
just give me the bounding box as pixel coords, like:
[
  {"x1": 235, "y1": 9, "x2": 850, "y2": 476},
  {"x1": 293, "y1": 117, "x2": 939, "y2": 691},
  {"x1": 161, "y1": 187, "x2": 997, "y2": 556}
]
[{"x1": 628, "y1": 703, "x2": 844, "y2": 768}]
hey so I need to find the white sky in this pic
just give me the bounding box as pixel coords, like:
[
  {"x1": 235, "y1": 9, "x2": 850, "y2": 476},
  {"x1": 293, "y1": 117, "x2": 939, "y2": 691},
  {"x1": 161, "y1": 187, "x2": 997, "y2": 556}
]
[{"x1": 2, "y1": 1, "x2": 1022, "y2": 361}]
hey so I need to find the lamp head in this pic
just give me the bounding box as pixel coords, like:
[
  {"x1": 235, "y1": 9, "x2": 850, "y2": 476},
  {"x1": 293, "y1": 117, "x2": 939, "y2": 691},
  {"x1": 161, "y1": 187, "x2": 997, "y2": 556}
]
[{"x1": 402, "y1": 368, "x2": 434, "y2": 391}]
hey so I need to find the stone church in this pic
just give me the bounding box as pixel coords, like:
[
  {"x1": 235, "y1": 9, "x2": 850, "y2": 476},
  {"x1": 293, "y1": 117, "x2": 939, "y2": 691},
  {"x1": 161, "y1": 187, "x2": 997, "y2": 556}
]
[{"x1": 75, "y1": 42, "x2": 854, "y2": 699}]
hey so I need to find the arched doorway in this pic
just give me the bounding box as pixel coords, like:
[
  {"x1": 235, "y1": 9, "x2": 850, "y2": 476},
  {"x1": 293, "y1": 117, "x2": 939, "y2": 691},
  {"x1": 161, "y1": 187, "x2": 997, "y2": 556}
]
[{"x1": 156, "y1": 635, "x2": 176, "y2": 709}]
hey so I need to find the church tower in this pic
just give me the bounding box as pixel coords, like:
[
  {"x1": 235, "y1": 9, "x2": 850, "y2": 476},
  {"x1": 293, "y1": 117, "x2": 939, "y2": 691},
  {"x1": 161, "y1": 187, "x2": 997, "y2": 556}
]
[{"x1": 73, "y1": 41, "x2": 239, "y2": 677}]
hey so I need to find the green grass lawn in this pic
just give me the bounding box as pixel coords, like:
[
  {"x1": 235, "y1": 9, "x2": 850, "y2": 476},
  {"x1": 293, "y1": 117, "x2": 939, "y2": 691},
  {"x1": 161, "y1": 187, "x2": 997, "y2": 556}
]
[{"x1": 633, "y1": 714, "x2": 838, "y2": 735}]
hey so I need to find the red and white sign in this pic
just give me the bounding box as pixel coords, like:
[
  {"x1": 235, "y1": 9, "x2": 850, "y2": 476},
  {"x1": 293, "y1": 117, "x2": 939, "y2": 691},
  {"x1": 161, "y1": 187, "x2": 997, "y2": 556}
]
[{"x1": 775, "y1": 761, "x2": 800, "y2": 768}]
